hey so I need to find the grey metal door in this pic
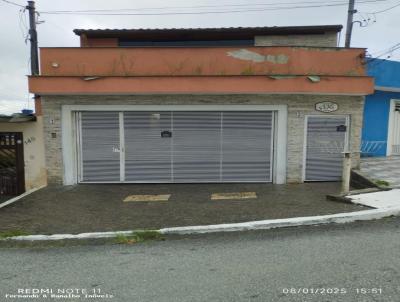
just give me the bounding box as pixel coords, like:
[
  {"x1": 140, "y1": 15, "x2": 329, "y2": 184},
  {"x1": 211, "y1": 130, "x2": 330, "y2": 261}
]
[
  {"x1": 80, "y1": 112, "x2": 120, "y2": 182},
  {"x1": 124, "y1": 112, "x2": 172, "y2": 182},
  {"x1": 305, "y1": 116, "x2": 348, "y2": 181}
]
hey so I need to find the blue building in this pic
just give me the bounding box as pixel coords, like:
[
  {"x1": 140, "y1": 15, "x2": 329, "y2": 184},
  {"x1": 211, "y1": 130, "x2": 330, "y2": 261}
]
[{"x1": 362, "y1": 59, "x2": 400, "y2": 156}]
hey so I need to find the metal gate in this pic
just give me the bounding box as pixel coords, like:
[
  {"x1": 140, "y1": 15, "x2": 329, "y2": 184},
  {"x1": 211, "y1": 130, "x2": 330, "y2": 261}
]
[
  {"x1": 391, "y1": 102, "x2": 400, "y2": 155},
  {"x1": 78, "y1": 111, "x2": 274, "y2": 183},
  {"x1": 0, "y1": 132, "x2": 25, "y2": 195},
  {"x1": 304, "y1": 116, "x2": 348, "y2": 181}
]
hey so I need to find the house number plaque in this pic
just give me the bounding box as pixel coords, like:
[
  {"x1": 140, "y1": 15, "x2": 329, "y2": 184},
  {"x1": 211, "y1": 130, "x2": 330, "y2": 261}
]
[{"x1": 315, "y1": 101, "x2": 338, "y2": 113}]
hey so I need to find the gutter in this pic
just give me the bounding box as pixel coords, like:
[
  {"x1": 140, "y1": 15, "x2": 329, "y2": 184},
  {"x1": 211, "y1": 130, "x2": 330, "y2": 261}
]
[{"x1": 374, "y1": 86, "x2": 400, "y2": 93}]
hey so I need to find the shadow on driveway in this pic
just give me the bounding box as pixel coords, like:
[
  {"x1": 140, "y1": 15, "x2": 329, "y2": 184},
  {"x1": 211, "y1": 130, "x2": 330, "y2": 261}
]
[
  {"x1": 0, "y1": 196, "x2": 12, "y2": 204},
  {"x1": 0, "y1": 183, "x2": 366, "y2": 235}
]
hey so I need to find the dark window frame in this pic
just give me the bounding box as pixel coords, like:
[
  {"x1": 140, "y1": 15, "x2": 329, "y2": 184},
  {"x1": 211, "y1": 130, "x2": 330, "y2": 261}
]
[{"x1": 118, "y1": 39, "x2": 254, "y2": 47}]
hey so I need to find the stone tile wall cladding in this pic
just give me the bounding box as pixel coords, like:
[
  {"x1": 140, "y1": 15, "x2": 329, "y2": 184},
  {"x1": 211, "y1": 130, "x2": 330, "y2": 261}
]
[
  {"x1": 42, "y1": 94, "x2": 364, "y2": 184},
  {"x1": 255, "y1": 33, "x2": 338, "y2": 47}
]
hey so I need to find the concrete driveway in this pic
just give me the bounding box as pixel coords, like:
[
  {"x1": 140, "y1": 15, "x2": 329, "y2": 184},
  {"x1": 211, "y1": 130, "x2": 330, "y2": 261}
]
[
  {"x1": 0, "y1": 196, "x2": 11, "y2": 204},
  {"x1": 0, "y1": 183, "x2": 365, "y2": 235}
]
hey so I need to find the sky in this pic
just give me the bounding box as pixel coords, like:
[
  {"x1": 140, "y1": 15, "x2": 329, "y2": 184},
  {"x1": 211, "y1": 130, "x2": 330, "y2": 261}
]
[{"x1": 0, "y1": 0, "x2": 399, "y2": 115}]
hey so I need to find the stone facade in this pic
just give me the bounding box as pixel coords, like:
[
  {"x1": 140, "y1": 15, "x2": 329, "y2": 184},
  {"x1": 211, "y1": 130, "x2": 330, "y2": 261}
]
[
  {"x1": 41, "y1": 94, "x2": 364, "y2": 184},
  {"x1": 255, "y1": 32, "x2": 338, "y2": 47}
]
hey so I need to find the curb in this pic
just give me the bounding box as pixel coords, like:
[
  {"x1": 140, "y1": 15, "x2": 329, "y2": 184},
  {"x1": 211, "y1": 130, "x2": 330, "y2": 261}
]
[
  {"x1": 159, "y1": 207, "x2": 400, "y2": 235},
  {"x1": 326, "y1": 186, "x2": 393, "y2": 204},
  {"x1": 3, "y1": 206, "x2": 400, "y2": 241},
  {"x1": 346, "y1": 187, "x2": 393, "y2": 195},
  {"x1": 326, "y1": 194, "x2": 353, "y2": 204},
  {"x1": 0, "y1": 185, "x2": 46, "y2": 209},
  {"x1": 351, "y1": 169, "x2": 392, "y2": 191}
]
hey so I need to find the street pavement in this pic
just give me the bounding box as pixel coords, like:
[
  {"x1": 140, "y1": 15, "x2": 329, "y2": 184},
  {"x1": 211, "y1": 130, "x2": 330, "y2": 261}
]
[{"x1": 1, "y1": 218, "x2": 400, "y2": 302}]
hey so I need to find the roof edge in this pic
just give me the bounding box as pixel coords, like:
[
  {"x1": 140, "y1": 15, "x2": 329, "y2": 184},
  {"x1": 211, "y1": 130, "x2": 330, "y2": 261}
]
[{"x1": 73, "y1": 25, "x2": 343, "y2": 37}]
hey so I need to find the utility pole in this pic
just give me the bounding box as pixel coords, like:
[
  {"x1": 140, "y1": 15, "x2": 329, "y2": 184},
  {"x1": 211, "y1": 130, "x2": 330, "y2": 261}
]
[
  {"x1": 26, "y1": 1, "x2": 39, "y2": 75},
  {"x1": 341, "y1": 152, "x2": 352, "y2": 194},
  {"x1": 345, "y1": 0, "x2": 356, "y2": 48}
]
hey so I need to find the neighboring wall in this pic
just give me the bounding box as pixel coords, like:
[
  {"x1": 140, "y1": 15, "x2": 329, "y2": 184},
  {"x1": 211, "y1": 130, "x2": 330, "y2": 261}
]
[
  {"x1": 367, "y1": 59, "x2": 400, "y2": 88},
  {"x1": 362, "y1": 91, "x2": 400, "y2": 156},
  {"x1": 362, "y1": 59, "x2": 400, "y2": 156},
  {"x1": 0, "y1": 117, "x2": 47, "y2": 190},
  {"x1": 41, "y1": 94, "x2": 364, "y2": 185},
  {"x1": 255, "y1": 32, "x2": 338, "y2": 47}
]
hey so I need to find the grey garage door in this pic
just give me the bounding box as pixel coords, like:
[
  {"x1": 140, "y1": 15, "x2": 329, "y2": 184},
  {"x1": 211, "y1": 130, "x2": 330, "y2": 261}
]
[
  {"x1": 79, "y1": 111, "x2": 274, "y2": 183},
  {"x1": 305, "y1": 116, "x2": 348, "y2": 181}
]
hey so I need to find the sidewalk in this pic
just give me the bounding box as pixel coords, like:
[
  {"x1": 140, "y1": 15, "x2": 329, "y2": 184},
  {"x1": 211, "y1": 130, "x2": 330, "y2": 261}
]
[
  {"x1": 0, "y1": 183, "x2": 366, "y2": 235},
  {"x1": 349, "y1": 189, "x2": 400, "y2": 209},
  {"x1": 360, "y1": 156, "x2": 400, "y2": 187}
]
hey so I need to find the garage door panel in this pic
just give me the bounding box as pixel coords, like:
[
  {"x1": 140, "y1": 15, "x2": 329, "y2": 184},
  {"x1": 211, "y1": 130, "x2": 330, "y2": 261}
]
[
  {"x1": 124, "y1": 112, "x2": 172, "y2": 182},
  {"x1": 222, "y1": 112, "x2": 273, "y2": 182},
  {"x1": 125, "y1": 163, "x2": 172, "y2": 182},
  {"x1": 173, "y1": 112, "x2": 220, "y2": 182},
  {"x1": 81, "y1": 112, "x2": 120, "y2": 182}
]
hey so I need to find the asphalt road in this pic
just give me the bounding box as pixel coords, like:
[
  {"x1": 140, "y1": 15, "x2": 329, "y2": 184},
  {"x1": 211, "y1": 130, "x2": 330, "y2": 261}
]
[{"x1": 1, "y1": 218, "x2": 400, "y2": 302}]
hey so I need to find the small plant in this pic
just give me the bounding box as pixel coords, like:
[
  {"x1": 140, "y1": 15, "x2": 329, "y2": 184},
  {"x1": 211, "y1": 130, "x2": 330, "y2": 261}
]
[
  {"x1": 115, "y1": 233, "x2": 136, "y2": 244},
  {"x1": 193, "y1": 66, "x2": 203, "y2": 75},
  {"x1": 0, "y1": 230, "x2": 30, "y2": 239},
  {"x1": 240, "y1": 65, "x2": 255, "y2": 75},
  {"x1": 374, "y1": 179, "x2": 390, "y2": 187},
  {"x1": 114, "y1": 230, "x2": 163, "y2": 245},
  {"x1": 133, "y1": 230, "x2": 162, "y2": 242}
]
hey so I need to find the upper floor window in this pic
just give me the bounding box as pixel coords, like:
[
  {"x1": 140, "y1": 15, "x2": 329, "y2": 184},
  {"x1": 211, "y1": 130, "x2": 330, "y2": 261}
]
[{"x1": 118, "y1": 39, "x2": 254, "y2": 47}]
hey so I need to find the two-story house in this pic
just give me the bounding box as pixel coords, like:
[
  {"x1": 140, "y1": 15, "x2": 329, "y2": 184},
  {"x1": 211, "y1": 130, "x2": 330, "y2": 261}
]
[{"x1": 28, "y1": 25, "x2": 374, "y2": 186}]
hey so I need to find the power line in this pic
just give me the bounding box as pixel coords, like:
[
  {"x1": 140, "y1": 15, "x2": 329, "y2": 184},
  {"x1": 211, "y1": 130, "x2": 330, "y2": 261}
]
[
  {"x1": 0, "y1": 0, "x2": 24, "y2": 8},
  {"x1": 39, "y1": 0, "x2": 389, "y2": 15},
  {"x1": 366, "y1": 42, "x2": 400, "y2": 64},
  {"x1": 370, "y1": 43, "x2": 400, "y2": 56},
  {"x1": 376, "y1": 45, "x2": 400, "y2": 58},
  {"x1": 38, "y1": 0, "x2": 390, "y2": 16},
  {"x1": 18, "y1": 8, "x2": 29, "y2": 41},
  {"x1": 355, "y1": 1, "x2": 400, "y2": 30},
  {"x1": 39, "y1": 0, "x2": 388, "y2": 14},
  {"x1": 358, "y1": 1, "x2": 400, "y2": 16},
  {"x1": 367, "y1": 1, "x2": 400, "y2": 13}
]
